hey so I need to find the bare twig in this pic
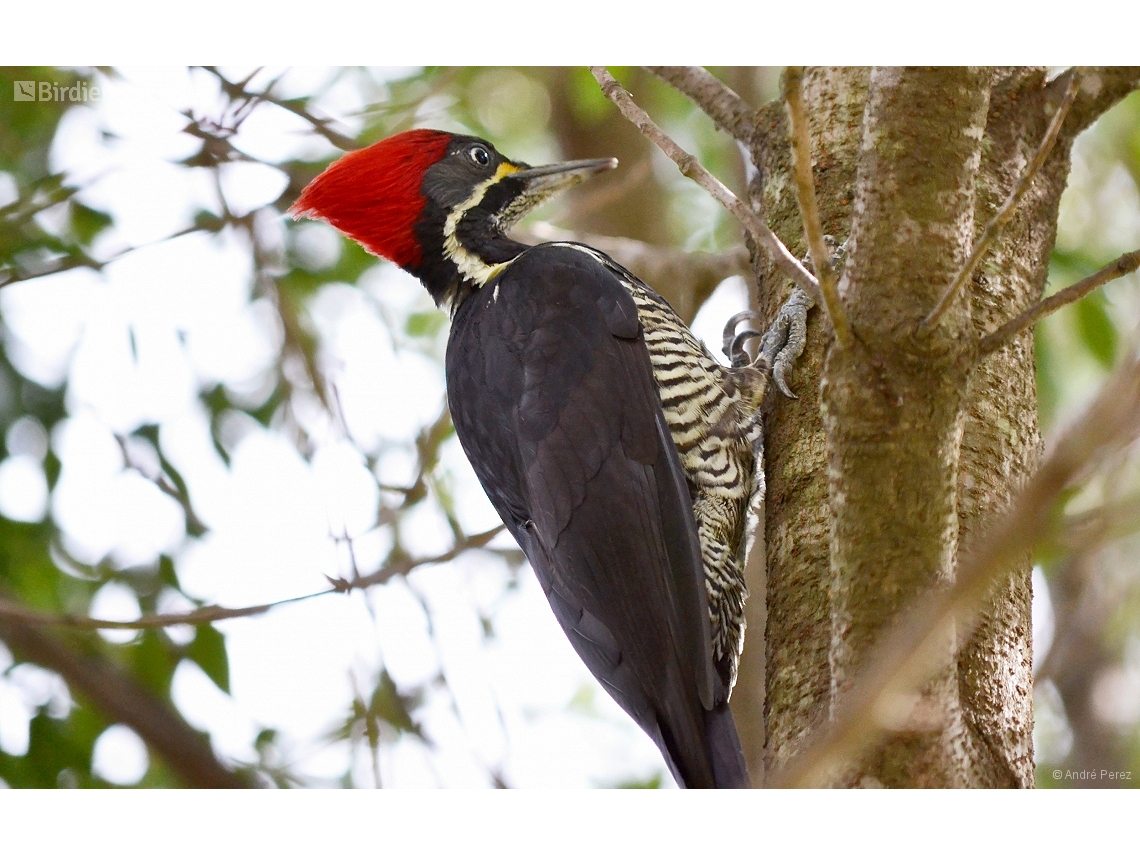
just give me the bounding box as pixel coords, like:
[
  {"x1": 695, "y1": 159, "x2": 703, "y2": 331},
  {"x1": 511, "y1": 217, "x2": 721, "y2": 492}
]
[
  {"x1": 0, "y1": 526, "x2": 507, "y2": 633},
  {"x1": 921, "y1": 69, "x2": 1083, "y2": 333},
  {"x1": 0, "y1": 616, "x2": 250, "y2": 787},
  {"x1": 0, "y1": 180, "x2": 218, "y2": 289},
  {"x1": 115, "y1": 434, "x2": 209, "y2": 535},
  {"x1": 200, "y1": 66, "x2": 361, "y2": 151},
  {"x1": 559, "y1": 158, "x2": 653, "y2": 225},
  {"x1": 645, "y1": 66, "x2": 757, "y2": 144},
  {"x1": 0, "y1": 592, "x2": 318, "y2": 630},
  {"x1": 240, "y1": 212, "x2": 333, "y2": 413},
  {"x1": 771, "y1": 345, "x2": 1140, "y2": 787},
  {"x1": 589, "y1": 67, "x2": 822, "y2": 307},
  {"x1": 521, "y1": 224, "x2": 749, "y2": 280},
  {"x1": 979, "y1": 248, "x2": 1140, "y2": 357},
  {"x1": 0, "y1": 219, "x2": 227, "y2": 289},
  {"x1": 783, "y1": 67, "x2": 853, "y2": 351},
  {"x1": 341, "y1": 525, "x2": 506, "y2": 590},
  {"x1": 0, "y1": 254, "x2": 101, "y2": 289}
]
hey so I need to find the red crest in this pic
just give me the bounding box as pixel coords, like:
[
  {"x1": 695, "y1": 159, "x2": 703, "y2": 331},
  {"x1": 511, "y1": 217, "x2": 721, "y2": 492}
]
[{"x1": 290, "y1": 129, "x2": 453, "y2": 269}]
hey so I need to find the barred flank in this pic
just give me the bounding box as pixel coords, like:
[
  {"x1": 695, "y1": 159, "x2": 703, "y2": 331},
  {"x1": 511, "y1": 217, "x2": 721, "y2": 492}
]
[{"x1": 620, "y1": 276, "x2": 764, "y2": 692}]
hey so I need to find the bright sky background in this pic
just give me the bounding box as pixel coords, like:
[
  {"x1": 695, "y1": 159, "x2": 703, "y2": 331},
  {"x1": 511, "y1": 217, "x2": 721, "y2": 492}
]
[
  {"x1": 3, "y1": 64, "x2": 1138, "y2": 790},
  {"x1": 0, "y1": 66, "x2": 756, "y2": 788}
]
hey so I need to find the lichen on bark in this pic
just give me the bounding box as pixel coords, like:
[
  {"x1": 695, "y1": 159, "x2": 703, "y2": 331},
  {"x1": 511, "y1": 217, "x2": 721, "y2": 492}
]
[{"x1": 728, "y1": 66, "x2": 1140, "y2": 788}]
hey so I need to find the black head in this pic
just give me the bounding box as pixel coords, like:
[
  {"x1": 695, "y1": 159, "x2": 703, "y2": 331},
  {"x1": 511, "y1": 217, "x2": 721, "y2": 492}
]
[
  {"x1": 292, "y1": 130, "x2": 616, "y2": 309},
  {"x1": 415, "y1": 134, "x2": 617, "y2": 307}
]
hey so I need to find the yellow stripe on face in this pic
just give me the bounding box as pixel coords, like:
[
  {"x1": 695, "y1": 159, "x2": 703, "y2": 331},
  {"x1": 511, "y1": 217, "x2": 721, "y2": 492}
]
[{"x1": 442, "y1": 163, "x2": 521, "y2": 290}]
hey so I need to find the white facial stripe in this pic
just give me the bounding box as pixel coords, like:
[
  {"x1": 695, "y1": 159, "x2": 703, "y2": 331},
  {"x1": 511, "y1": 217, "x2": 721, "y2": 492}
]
[{"x1": 443, "y1": 164, "x2": 516, "y2": 287}]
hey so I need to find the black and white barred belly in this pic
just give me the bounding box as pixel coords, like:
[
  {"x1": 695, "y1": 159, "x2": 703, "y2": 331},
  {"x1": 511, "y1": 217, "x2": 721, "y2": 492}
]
[
  {"x1": 619, "y1": 275, "x2": 766, "y2": 692},
  {"x1": 545, "y1": 242, "x2": 765, "y2": 690}
]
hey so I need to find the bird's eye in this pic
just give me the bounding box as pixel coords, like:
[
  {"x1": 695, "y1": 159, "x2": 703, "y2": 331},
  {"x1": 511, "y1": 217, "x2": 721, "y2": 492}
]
[{"x1": 468, "y1": 145, "x2": 491, "y2": 166}]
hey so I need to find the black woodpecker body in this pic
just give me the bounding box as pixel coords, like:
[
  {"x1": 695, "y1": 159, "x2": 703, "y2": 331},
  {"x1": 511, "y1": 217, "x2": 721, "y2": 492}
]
[{"x1": 292, "y1": 129, "x2": 762, "y2": 788}]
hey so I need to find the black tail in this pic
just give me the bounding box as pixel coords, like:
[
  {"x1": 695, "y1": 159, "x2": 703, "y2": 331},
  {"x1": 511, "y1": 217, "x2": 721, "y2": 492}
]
[
  {"x1": 705, "y1": 701, "x2": 750, "y2": 788},
  {"x1": 656, "y1": 700, "x2": 750, "y2": 788}
]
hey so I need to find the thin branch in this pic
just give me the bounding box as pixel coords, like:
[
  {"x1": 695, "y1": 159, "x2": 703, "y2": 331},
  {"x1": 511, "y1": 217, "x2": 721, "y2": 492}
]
[
  {"x1": 770, "y1": 344, "x2": 1140, "y2": 787},
  {"x1": 200, "y1": 66, "x2": 361, "y2": 151},
  {"x1": 589, "y1": 67, "x2": 822, "y2": 307},
  {"x1": 645, "y1": 66, "x2": 757, "y2": 144},
  {"x1": 0, "y1": 253, "x2": 101, "y2": 289},
  {"x1": 116, "y1": 434, "x2": 209, "y2": 535},
  {"x1": 783, "y1": 67, "x2": 854, "y2": 351},
  {"x1": 920, "y1": 69, "x2": 1083, "y2": 333},
  {"x1": 0, "y1": 220, "x2": 226, "y2": 289},
  {"x1": 1033, "y1": 489, "x2": 1140, "y2": 685},
  {"x1": 559, "y1": 157, "x2": 653, "y2": 224},
  {"x1": 521, "y1": 224, "x2": 749, "y2": 281},
  {"x1": 340, "y1": 525, "x2": 506, "y2": 590},
  {"x1": 0, "y1": 592, "x2": 317, "y2": 630},
  {"x1": 0, "y1": 616, "x2": 250, "y2": 787},
  {"x1": 241, "y1": 212, "x2": 334, "y2": 414},
  {"x1": 397, "y1": 406, "x2": 455, "y2": 511},
  {"x1": 979, "y1": 248, "x2": 1140, "y2": 356},
  {"x1": 0, "y1": 526, "x2": 507, "y2": 633}
]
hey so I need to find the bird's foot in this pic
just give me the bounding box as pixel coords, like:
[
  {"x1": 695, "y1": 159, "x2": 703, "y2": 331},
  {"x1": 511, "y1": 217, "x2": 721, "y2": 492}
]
[
  {"x1": 758, "y1": 287, "x2": 813, "y2": 398},
  {"x1": 761, "y1": 236, "x2": 847, "y2": 397},
  {"x1": 723, "y1": 236, "x2": 847, "y2": 395},
  {"x1": 720, "y1": 294, "x2": 811, "y2": 390}
]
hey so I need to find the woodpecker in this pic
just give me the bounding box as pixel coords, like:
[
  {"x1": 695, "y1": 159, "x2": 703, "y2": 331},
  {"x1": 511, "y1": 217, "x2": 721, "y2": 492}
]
[{"x1": 291, "y1": 129, "x2": 780, "y2": 788}]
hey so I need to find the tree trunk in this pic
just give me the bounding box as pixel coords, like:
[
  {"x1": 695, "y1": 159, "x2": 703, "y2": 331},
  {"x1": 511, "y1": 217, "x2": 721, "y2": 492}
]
[{"x1": 729, "y1": 66, "x2": 1140, "y2": 787}]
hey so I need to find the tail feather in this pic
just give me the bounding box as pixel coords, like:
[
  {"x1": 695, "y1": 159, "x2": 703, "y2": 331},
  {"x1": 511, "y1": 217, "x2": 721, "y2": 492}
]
[
  {"x1": 705, "y1": 702, "x2": 750, "y2": 788},
  {"x1": 654, "y1": 700, "x2": 750, "y2": 788}
]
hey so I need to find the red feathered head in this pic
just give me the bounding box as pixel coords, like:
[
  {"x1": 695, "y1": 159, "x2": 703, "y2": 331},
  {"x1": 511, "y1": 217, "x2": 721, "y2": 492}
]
[{"x1": 289, "y1": 129, "x2": 453, "y2": 270}]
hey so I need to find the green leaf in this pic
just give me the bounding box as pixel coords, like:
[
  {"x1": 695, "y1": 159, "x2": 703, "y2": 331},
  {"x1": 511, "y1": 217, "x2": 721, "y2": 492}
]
[
  {"x1": 187, "y1": 624, "x2": 230, "y2": 693},
  {"x1": 69, "y1": 202, "x2": 112, "y2": 245},
  {"x1": 23, "y1": 712, "x2": 97, "y2": 788},
  {"x1": 1075, "y1": 292, "x2": 1118, "y2": 368},
  {"x1": 615, "y1": 773, "x2": 663, "y2": 789},
  {"x1": 369, "y1": 670, "x2": 423, "y2": 737},
  {"x1": 405, "y1": 311, "x2": 444, "y2": 339},
  {"x1": 192, "y1": 210, "x2": 226, "y2": 234},
  {"x1": 567, "y1": 66, "x2": 622, "y2": 125},
  {"x1": 156, "y1": 555, "x2": 181, "y2": 590},
  {"x1": 129, "y1": 630, "x2": 179, "y2": 696}
]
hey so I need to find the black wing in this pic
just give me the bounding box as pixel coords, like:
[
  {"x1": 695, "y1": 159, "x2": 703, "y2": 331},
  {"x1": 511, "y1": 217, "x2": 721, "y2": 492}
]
[{"x1": 446, "y1": 243, "x2": 739, "y2": 787}]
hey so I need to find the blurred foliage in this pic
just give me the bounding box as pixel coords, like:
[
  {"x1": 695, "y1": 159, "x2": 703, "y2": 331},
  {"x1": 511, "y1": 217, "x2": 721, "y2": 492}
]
[
  {"x1": 0, "y1": 65, "x2": 757, "y2": 788},
  {"x1": 1033, "y1": 88, "x2": 1140, "y2": 788},
  {"x1": 0, "y1": 67, "x2": 1138, "y2": 788}
]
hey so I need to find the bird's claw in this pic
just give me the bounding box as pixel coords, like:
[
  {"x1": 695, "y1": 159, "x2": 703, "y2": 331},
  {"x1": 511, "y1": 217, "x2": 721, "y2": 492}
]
[
  {"x1": 720, "y1": 292, "x2": 808, "y2": 386},
  {"x1": 760, "y1": 236, "x2": 846, "y2": 397},
  {"x1": 722, "y1": 236, "x2": 846, "y2": 395},
  {"x1": 758, "y1": 287, "x2": 813, "y2": 398},
  {"x1": 722, "y1": 310, "x2": 762, "y2": 368}
]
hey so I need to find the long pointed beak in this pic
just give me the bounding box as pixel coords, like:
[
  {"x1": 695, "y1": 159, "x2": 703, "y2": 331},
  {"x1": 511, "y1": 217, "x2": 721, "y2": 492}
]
[
  {"x1": 510, "y1": 157, "x2": 619, "y2": 184},
  {"x1": 497, "y1": 157, "x2": 618, "y2": 227},
  {"x1": 509, "y1": 157, "x2": 618, "y2": 197}
]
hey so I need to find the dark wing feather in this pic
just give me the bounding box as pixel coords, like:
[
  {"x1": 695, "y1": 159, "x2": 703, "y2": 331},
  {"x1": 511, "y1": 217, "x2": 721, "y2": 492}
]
[{"x1": 446, "y1": 244, "x2": 725, "y2": 787}]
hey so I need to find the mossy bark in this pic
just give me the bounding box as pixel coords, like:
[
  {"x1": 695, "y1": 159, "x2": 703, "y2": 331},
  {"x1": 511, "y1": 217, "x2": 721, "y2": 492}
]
[{"x1": 729, "y1": 66, "x2": 1137, "y2": 787}]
